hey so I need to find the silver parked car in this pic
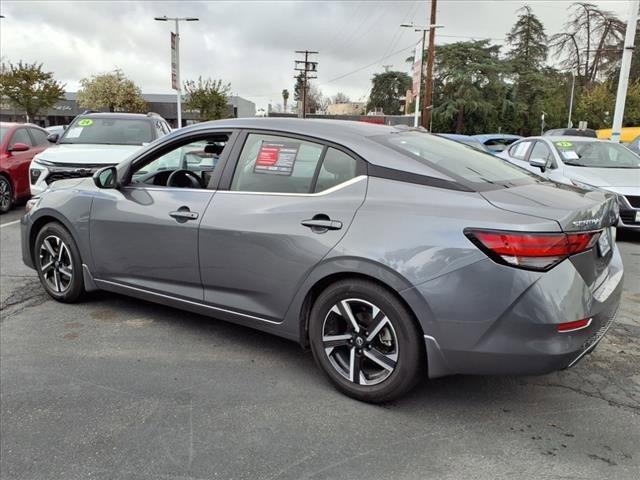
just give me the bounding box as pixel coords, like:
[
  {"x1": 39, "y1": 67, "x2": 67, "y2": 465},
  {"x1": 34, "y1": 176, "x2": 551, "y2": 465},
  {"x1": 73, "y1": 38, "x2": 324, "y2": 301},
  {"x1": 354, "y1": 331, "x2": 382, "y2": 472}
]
[
  {"x1": 21, "y1": 119, "x2": 623, "y2": 402},
  {"x1": 499, "y1": 136, "x2": 640, "y2": 229}
]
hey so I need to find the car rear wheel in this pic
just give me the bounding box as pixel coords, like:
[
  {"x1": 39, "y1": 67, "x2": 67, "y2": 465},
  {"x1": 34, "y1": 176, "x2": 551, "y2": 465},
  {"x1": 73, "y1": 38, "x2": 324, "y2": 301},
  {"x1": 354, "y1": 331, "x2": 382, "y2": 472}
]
[
  {"x1": 309, "y1": 279, "x2": 424, "y2": 403},
  {"x1": 0, "y1": 176, "x2": 12, "y2": 214},
  {"x1": 34, "y1": 222, "x2": 85, "y2": 303}
]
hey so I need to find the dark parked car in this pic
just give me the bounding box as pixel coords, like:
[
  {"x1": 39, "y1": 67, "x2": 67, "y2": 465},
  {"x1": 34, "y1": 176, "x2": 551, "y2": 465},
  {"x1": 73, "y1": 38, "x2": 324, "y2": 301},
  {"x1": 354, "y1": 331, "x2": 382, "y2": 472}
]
[
  {"x1": 0, "y1": 122, "x2": 50, "y2": 213},
  {"x1": 22, "y1": 119, "x2": 623, "y2": 402}
]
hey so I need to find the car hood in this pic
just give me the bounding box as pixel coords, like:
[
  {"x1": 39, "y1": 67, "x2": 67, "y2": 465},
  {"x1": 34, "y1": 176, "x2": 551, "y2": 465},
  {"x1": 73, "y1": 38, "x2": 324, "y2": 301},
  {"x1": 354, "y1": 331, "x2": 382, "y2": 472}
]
[
  {"x1": 480, "y1": 182, "x2": 618, "y2": 232},
  {"x1": 564, "y1": 165, "x2": 640, "y2": 188},
  {"x1": 33, "y1": 144, "x2": 141, "y2": 166}
]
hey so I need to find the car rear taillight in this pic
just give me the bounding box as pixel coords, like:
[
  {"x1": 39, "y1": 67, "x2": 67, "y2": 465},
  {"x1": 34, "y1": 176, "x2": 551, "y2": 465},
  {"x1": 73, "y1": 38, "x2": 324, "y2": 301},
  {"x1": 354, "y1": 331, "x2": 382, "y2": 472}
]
[{"x1": 464, "y1": 229, "x2": 601, "y2": 271}]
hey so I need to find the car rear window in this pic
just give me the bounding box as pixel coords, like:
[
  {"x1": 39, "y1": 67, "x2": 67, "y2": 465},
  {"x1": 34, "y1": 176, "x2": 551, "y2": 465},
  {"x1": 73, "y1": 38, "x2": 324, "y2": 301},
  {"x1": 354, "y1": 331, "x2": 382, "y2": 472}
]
[{"x1": 375, "y1": 132, "x2": 540, "y2": 190}]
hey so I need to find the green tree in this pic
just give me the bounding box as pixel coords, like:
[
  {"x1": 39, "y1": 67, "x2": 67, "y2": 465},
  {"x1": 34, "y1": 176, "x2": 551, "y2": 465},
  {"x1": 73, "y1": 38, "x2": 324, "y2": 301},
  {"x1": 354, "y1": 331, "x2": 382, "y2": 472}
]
[
  {"x1": 366, "y1": 70, "x2": 411, "y2": 115},
  {"x1": 574, "y1": 81, "x2": 640, "y2": 129},
  {"x1": 505, "y1": 6, "x2": 550, "y2": 135},
  {"x1": 293, "y1": 73, "x2": 304, "y2": 103},
  {"x1": 332, "y1": 92, "x2": 351, "y2": 104},
  {"x1": 76, "y1": 69, "x2": 146, "y2": 112},
  {"x1": 431, "y1": 41, "x2": 509, "y2": 134},
  {"x1": 282, "y1": 89, "x2": 289, "y2": 112},
  {"x1": 0, "y1": 61, "x2": 65, "y2": 122},
  {"x1": 183, "y1": 77, "x2": 231, "y2": 121}
]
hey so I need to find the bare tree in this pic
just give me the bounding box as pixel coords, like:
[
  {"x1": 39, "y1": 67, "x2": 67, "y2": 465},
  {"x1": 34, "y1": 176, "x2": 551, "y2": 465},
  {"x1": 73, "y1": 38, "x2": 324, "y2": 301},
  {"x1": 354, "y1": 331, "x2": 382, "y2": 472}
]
[{"x1": 550, "y1": 2, "x2": 625, "y2": 84}]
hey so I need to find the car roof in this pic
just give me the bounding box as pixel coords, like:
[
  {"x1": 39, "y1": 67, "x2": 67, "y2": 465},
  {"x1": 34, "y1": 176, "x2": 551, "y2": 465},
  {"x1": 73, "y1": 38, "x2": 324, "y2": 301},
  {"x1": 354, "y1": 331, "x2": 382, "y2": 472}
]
[
  {"x1": 0, "y1": 122, "x2": 44, "y2": 128},
  {"x1": 472, "y1": 133, "x2": 521, "y2": 141},
  {"x1": 79, "y1": 112, "x2": 156, "y2": 120}
]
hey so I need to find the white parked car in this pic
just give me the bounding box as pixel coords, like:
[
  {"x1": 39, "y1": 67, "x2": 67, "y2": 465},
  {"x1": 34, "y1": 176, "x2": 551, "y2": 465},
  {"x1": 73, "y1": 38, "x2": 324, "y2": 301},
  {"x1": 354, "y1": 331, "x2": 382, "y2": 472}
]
[
  {"x1": 498, "y1": 136, "x2": 640, "y2": 230},
  {"x1": 30, "y1": 112, "x2": 171, "y2": 195}
]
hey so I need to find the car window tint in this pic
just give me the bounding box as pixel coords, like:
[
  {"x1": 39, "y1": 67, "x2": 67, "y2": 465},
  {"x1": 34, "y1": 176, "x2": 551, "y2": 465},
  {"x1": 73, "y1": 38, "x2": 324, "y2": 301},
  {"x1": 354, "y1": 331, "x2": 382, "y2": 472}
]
[
  {"x1": 509, "y1": 141, "x2": 532, "y2": 160},
  {"x1": 28, "y1": 128, "x2": 49, "y2": 146},
  {"x1": 60, "y1": 117, "x2": 153, "y2": 145},
  {"x1": 314, "y1": 148, "x2": 357, "y2": 193},
  {"x1": 10, "y1": 128, "x2": 33, "y2": 147},
  {"x1": 529, "y1": 141, "x2": 553, "y2": 163},
  {"x1": 231, "y1": 134, "x2": 324, "y2": 193},
  {"x1": 132, "y1": 135, "x2": 230, "y2": 187}
]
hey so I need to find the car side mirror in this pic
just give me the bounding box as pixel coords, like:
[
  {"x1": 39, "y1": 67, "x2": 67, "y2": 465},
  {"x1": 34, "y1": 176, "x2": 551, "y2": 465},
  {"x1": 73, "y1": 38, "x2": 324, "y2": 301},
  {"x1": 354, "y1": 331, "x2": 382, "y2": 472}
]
[
  {"x1": 47, "y1": 133, "x2": 59, "y2": 143},
  {"x1": 529, "y1": 157, "x2": 548, "y2": 171},
  {"x1": 8, "y1": 142, "x2": 30, "y2": 153},
  {"x1": 93, "y1": 166, "x2": 118, "y2": 189}
]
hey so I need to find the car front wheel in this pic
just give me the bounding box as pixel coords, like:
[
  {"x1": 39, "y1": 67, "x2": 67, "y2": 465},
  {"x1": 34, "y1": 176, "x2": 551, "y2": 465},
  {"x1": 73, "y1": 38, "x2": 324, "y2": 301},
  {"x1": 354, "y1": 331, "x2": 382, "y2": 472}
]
[
  {"x1": 34, "y1": 222, "x2": 85, "y2": 303},
  {"x1": 309, "y1": 279, "x2": 424, "y2": 403}
]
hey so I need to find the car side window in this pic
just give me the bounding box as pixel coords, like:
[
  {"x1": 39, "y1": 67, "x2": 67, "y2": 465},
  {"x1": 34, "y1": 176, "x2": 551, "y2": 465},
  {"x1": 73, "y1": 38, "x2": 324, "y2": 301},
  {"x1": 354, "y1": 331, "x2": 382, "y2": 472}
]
[
  {"x1": 131, "y1": 134, "x2": 230, "y2": 188},
  {"x1": 28, "y1": 128, "x2": 49, "y2": 146},
  {"x1": 314, "y1": 148, "x2": 357, "y2": 192},
  {"x1": 231, "y1": 134, "x2": 324, "y2": 194},
  {"x1": 529, "y1": 141, "x2": 554, "y2": 165},
  {"x1": 509, "y1": 141, "x2": 532, "y2": 160},
  {"x1": 10, "y1": 128, "x2": 33, "y2": 147}
]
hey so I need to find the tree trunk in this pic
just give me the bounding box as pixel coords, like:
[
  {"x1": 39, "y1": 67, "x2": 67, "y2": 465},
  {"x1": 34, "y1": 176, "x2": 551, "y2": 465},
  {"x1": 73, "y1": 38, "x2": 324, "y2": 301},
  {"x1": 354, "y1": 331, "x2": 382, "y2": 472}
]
[{"x1": 455, "y1": 106, "x2": 464, "y2": 133}]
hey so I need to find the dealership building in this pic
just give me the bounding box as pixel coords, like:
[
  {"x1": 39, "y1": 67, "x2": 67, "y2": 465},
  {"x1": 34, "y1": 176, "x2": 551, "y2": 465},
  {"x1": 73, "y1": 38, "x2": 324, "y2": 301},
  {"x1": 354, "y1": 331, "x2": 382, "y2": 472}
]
[{"x1": 0, "y1": 92, "x2": 256, "y2": 128}]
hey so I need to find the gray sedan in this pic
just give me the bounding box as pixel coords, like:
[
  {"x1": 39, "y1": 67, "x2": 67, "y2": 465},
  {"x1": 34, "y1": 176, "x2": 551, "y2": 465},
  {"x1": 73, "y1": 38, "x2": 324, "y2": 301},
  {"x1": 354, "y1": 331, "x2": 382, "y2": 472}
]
[{"x1": 21, "y1": 118, "x2": 623, "y2": 402}]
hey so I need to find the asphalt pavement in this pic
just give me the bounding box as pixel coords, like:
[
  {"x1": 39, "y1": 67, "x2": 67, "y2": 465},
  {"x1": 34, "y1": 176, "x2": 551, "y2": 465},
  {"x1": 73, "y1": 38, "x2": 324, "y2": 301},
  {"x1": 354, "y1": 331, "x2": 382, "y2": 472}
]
[{"x1": 1, "y1": 205, "x2": 639, "y2": 480}]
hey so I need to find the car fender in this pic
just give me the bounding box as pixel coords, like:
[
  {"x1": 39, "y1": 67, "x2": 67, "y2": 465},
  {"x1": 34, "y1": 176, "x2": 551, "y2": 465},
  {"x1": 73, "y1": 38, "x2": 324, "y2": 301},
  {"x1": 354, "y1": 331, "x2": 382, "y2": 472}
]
[{"x1": 26, "y1": 190, "x2": 94, "y2": 271}]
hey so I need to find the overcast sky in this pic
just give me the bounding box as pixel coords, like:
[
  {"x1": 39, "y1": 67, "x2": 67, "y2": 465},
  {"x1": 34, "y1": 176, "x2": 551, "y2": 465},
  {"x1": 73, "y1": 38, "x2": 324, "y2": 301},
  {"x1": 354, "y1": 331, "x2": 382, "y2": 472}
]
[{"x1": 0, "y1": 1, "x2": 633, "y2": 110}]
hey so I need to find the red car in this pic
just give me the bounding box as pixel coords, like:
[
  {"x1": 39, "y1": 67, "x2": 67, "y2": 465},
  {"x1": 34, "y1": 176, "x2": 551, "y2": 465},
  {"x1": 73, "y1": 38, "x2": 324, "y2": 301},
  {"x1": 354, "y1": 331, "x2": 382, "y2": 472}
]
[{"x1": 0, "y1": 122, "x2": 50, "y2": 214}]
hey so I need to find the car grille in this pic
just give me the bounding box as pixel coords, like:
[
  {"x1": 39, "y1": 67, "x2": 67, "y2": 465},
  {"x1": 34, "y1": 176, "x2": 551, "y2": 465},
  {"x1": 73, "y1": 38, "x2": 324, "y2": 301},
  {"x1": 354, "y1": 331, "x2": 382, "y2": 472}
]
[
  {"x1": 625, "y1": 195, "x2": 640, "y2": 208},
  {"x1": 45, "y1": 165, "x2": 104, "y2": 184},
  {"x1": 568, "y1": 307, "x2": 618, "y2": 368},
  {"x1": 620, "y1": 210, "x2": 639, "y2": 225}
]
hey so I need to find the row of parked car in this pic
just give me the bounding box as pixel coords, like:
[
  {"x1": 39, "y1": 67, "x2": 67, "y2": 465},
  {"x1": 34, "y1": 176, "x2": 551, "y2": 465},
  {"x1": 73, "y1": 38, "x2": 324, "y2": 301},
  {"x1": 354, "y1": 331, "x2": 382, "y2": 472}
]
[{"x1": 1, "y1": 114, "x2": 639, "y2": 230}]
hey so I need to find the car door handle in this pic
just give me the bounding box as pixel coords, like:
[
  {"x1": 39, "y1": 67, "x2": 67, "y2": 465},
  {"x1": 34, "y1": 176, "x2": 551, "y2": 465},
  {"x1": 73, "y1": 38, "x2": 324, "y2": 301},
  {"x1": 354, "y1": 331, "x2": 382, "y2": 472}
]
[
  {"x1": 169, "y1": 208, "x2": 199, "y2": 222},
  {"x1": 301, "y1": 219, "x2": 343, "y2": 231}
]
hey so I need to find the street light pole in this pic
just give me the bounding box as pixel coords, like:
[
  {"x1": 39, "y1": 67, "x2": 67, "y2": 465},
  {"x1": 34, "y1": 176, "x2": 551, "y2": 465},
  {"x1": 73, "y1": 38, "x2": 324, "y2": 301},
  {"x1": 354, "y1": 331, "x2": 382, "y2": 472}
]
[
  {"x1": 567, "y1": 71, "x2": 576, "y2": 128},
  {"x1": 401, "y1": 22, "x2": 443, "y2": 128},
  {"x1": 154, "y1": 15, "x2": 199, "y2": 128},
  {"x1": 610, "y1": 0, "x2": 639, "y2": 143}
]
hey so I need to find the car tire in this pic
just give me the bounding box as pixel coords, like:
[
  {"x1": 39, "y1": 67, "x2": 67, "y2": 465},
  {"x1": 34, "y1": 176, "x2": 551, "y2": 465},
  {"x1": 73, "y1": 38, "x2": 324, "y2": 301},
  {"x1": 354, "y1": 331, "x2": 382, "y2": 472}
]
[
  {"x1": 34, "y1": 222, "x2": 85, "y2": 303},
  {"x1": 0, "y1": 175, "x2": 12, "y2": 214},
  {"x1": 309, "y1": 279, "x2": 424, "y2": 403}
]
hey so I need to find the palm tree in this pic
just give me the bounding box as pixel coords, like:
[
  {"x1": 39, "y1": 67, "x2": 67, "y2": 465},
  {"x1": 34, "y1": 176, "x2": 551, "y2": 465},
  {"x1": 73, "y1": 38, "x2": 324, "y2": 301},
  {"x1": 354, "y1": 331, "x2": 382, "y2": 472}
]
[{"x1": 282, "y1": 89, "x2": 290, "y2": 113}]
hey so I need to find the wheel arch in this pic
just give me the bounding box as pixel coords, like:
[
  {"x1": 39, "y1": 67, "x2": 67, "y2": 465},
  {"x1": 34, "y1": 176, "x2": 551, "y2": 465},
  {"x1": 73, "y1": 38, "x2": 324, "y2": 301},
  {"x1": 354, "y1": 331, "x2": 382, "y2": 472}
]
[
  {"x1": 286, "y1": 257, "x2": 427, "y2": 350},
  {"x1": 28, "y1": 210, "x2": 81, "y2": 266}
]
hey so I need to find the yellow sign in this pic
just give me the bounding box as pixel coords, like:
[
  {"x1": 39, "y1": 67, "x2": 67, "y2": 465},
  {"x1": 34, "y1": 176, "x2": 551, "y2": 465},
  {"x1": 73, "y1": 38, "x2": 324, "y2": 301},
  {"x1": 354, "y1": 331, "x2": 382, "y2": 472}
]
[{"x1": 77, "y1": 119, "x2": 93, "y2": 127}]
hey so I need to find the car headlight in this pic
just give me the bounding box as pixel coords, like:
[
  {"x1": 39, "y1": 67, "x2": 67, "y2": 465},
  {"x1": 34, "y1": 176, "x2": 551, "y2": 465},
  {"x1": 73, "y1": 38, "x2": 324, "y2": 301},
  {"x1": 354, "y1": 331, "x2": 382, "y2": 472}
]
[
  {"x1": 25, "y1": 197, "x2": 40, "y2": 214},
  {"x1": 570, "y1": 179, "x2": 596, "y2": 191},
  {"x1": 33, "y1": 157, "x2": 55, "y2": 167}
]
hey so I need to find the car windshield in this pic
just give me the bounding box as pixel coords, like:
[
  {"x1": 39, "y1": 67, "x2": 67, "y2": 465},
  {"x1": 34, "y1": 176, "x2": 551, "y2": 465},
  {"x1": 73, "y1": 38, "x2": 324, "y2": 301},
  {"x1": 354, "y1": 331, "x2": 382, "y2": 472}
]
[
  {"x1": 59, "y1": 117, "x2": 153, "y2": 145},
  {"x1": 378, "y1": 131, "x2": 539, "y2": 189},
  {"x1": 0, "y1": 126, "x2": 8, "y2": 144},
  {"x1": 553, "y1": 140, "x2": 640, "y2": 168}
]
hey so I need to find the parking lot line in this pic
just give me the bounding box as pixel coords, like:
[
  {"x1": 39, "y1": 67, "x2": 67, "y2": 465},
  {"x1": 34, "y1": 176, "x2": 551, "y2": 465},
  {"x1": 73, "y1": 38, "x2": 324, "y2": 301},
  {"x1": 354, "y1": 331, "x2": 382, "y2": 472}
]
[{"x1": 0, "y1": 220, "x2": 20, "y2": 228}]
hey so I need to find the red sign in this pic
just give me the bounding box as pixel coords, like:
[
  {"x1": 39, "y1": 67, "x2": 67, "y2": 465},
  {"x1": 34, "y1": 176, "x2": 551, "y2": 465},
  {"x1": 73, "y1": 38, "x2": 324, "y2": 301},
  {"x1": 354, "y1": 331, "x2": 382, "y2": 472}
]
[{"x1": 256, "y1": 146, "x2": 280, "y2": 166}]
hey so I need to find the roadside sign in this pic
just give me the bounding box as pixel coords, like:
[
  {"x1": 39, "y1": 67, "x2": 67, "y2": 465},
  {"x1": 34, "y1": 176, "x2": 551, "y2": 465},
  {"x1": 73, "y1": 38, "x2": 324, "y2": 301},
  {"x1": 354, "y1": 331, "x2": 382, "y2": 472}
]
[
  {"x1": 171, "y1": 32, "x2": 178, "y2": 90},
  {"x1": 412, "y1": 40, "x2": 423, "y2": 95}
]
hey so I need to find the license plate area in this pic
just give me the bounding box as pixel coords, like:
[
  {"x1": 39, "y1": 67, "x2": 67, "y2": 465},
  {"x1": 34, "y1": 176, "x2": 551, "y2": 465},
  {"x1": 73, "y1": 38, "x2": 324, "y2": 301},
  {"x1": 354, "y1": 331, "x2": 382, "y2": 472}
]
[{"x1": 597, "y1": 228, "x2": 611, "y2": 257}]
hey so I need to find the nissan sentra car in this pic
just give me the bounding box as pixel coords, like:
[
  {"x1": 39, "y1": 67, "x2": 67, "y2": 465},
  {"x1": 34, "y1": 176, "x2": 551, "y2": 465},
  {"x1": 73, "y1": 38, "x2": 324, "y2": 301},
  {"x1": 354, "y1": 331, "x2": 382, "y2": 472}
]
[{"x1": 21, "y1": 118, "x2": 623, "y2": 402}]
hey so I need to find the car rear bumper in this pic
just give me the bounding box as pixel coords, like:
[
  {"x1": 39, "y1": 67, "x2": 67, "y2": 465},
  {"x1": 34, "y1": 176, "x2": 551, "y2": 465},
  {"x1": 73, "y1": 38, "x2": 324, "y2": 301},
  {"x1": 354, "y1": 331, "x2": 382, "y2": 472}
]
[{"x1": 405, "y1": 246, "x2": 624, "y2": 378}]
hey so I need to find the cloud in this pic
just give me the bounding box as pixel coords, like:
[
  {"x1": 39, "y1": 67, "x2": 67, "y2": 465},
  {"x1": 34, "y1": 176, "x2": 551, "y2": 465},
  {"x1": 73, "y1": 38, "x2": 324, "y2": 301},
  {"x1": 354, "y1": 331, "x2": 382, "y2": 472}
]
[{"x1": 0, "y1": 0, "x2": 631, "y2": 109}]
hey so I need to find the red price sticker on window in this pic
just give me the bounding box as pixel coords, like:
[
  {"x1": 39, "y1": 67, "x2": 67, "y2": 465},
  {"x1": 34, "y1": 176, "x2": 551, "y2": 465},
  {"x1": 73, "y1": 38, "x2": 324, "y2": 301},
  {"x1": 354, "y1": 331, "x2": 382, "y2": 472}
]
[
  {"x1": 254, "y1": 141, "x2": 299, "y2": 175},
  {"x1": 256, "y1": 145, "x2": 281, "y2": 166}
]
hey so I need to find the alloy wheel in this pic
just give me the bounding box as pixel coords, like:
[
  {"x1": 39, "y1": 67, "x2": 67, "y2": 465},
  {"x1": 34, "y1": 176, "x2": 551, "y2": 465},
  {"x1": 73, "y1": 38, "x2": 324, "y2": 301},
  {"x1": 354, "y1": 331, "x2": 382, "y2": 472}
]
[
  {"x1": 0, "y1": 178, "x2": 10, "y2": 211},
  {"x1": 322, "y1": 298, "x2": 398, "y2": 386},
  {"x1": 39, "y1": 235, "x2": 73, "y2": 293}
]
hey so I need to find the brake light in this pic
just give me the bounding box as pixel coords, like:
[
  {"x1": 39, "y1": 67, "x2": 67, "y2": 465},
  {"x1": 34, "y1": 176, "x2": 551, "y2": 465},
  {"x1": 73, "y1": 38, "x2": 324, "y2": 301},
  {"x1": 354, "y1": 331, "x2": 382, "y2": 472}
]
[{"x1": 465, "y1": 229, "x2": 601, "y2": 271}]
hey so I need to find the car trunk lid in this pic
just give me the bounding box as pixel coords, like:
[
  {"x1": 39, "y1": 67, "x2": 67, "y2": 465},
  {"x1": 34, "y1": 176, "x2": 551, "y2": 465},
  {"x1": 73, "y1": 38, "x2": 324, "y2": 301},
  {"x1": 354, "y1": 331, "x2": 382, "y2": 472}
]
[{"x1": 479, "y1": 182, "x2": 619, "y2": 289}]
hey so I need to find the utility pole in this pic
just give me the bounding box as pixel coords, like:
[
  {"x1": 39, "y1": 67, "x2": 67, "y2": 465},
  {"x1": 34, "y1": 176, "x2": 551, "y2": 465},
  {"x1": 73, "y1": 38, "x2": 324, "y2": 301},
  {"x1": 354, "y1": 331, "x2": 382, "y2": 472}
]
[
  {"x1": 422, "y1": 0, "x2": 438, "y2": 130},
  {"x1": 610, "y1": 0, "x2": 639, "y2": 143},
  {"x1": 295, "y1": 50, "x2": 318, "y2": 119},
  {"x1": 154, "y1": 15, "x2": 199, "y2": 128}
]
